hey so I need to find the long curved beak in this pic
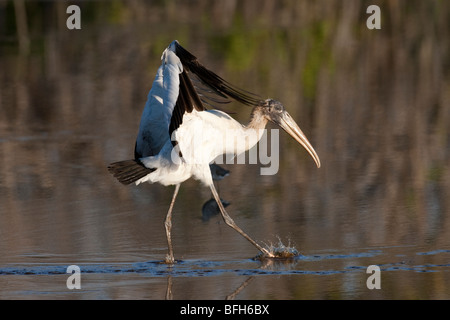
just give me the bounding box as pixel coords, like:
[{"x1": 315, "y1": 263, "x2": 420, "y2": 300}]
[{"x1": 274, "y1": 111, "x2": 321, "y2": 168}]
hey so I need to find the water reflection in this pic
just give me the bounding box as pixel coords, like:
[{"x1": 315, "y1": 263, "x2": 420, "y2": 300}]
[
  {"x1": 202, "y1": 197, "x2": 230, "y2": 222},
  {"x1": 0, "y1": 0, "x2": 449, "y2": 299}
]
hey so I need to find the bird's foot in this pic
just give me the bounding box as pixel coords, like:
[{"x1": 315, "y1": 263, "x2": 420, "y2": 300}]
[
  {"x1": 254, "y1": 238, "x2": 300, "y2": 261},
  {"x1": 164, "y1": 254, "x2": 176, "y2": 264},
  {"x1": 260, "y1": 248, "x2": 275, "y2": 258}
]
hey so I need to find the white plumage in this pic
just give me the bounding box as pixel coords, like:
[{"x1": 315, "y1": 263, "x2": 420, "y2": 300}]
[
  {"x1": 108, "y1": 40, "x2": 320, "y2": 263},
  {"x1": 135, "y1": 46, "x2": 182, "y2": 159}
]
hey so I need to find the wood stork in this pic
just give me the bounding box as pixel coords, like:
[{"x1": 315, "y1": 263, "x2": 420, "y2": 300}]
[{"x1": 108, "y1": 40, "x2": 320, "y2": 263}]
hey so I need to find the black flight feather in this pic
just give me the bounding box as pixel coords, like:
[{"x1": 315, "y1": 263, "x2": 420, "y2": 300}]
[
  {"x1": 173, "y1": 41, "x2": 261, "y2": 107},
  {"x1": 168, "y1": 41, "x2": 261, "y2": 136},
  {"x1": 107, "y1": 160, "x2": 156, "y2": 185}
]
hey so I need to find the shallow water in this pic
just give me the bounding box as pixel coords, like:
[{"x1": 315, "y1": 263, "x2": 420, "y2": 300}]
[
  {"x1": 0, "y1": 129, "x2": 449, "y2": 299},
  {"x1": 1, "y1": 1, "x2": 450, "y2": 300},
  {"x1": 0, "y1": 125, "x2": 448, "y2": 299},
  {"x1": 1, "y1": 245, "x2": 449, "y2": 299}
]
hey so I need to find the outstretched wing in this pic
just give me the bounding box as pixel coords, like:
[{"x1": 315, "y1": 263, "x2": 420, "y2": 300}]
[
  {"x1": 134, "y1": 47, "x2": 184, "y2": 159},
  {"x1": 109, "y1": 40, "x2": 261, "y2": 185},
  {"x1": 173, "y1": 40, "x2": 261, "y2": 108},
  {"x1": 136, "y1": 40, "x2": 261, "y2": 158}
]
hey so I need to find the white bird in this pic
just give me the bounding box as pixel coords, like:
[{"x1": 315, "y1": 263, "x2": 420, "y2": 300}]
[{"x1": 108, "y1": 40, "x2": 320, "y2": 263}]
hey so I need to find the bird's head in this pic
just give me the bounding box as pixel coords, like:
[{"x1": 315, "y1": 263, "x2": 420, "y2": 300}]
[{"x1": 258, "y1": 99, "x2": 321, "y2": 168}]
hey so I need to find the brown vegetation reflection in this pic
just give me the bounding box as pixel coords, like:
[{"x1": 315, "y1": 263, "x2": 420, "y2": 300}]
[{"x1": 0, "y1": 0, "x2": 449, "y2": 299}]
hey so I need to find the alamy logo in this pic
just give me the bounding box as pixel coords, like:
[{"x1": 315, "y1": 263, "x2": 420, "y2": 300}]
[
  {"x1": 170, "y1": 128, "x2": 280, "y2": 175},
  {"x1": 66, "y1": 265, "x2": 81, "y2": 290},
  {"x1": 66, "y1": 5, "x2": 81, "y2": 30},
  {"x1": 366, "y1": 5, "x2": 381, "y2": 30},
  {"x1": 366, "y1": 265, "x2": 381, "y2": 289}
]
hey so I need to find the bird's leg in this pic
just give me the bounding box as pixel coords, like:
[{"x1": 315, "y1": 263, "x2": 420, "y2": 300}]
[
  {"x1": 209, "y1": 183, "x2": 274, "y2": 258},
  {"x1": 164, "y1": 183, "x2": 180, "y2": 264}
]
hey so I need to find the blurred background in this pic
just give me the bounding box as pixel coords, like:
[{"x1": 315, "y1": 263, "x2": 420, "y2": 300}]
[{"x1": 0, "y1": 0, "x2": 449, "y2": 299}]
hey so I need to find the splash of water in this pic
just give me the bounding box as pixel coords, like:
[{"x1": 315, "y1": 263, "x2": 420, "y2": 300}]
[{"x1": 255, "y1": 237, "x2": 300, "y2": 260}]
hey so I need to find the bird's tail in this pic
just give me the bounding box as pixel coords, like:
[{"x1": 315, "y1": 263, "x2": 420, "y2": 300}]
[{"x1": 108, "y1": 159, "x2": 156, "y2": 185}]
